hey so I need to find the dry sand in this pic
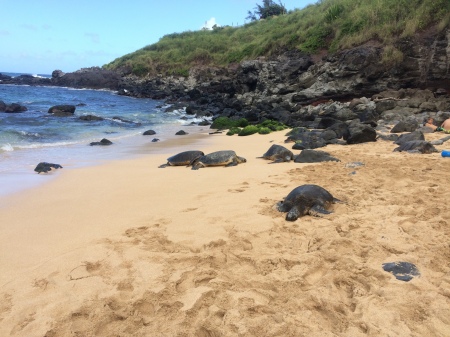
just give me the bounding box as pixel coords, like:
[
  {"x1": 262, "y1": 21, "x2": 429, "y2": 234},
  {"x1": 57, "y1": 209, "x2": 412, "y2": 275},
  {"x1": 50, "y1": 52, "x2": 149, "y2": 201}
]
[{"x1": 0, "y1": 129, "x2": 450, "y2": 336}]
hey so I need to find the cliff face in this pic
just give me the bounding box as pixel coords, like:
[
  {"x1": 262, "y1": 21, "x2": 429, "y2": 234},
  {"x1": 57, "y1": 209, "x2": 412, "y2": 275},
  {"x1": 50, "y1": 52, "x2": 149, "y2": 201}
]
[{"x1": 118, "y1": 28, "x2": 449, "y2": 104}]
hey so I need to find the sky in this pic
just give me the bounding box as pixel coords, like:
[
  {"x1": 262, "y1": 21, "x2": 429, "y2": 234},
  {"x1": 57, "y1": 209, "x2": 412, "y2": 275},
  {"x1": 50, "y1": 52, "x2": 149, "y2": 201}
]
[{"x1": 0, "y1": 0, "x2": 317, "y2": 75}]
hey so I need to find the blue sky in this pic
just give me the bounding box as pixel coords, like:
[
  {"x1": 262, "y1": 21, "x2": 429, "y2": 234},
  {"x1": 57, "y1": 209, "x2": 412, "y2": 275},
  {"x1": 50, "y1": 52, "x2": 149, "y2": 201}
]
[{"x1": 0, "y1": 0, "x2": 317, "y2": 75}]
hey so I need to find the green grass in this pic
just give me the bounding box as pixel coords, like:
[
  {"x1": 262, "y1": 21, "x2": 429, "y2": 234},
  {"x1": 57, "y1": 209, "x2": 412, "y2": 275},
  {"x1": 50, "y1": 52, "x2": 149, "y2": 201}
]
[{"x1": 104, "y1": 0, "x2": 450, "y2": 76}]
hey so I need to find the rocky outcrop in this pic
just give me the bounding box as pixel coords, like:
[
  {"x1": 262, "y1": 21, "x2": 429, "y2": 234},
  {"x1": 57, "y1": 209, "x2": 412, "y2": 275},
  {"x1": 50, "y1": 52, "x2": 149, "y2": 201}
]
[
  {"x1": 51, "y1": 67, "x2": 120, "y2": 90},
  {"x1": 114, "y1": 28, "x2": 449, "y2": 130},
  {"x1": 0, "y1": 100, "x2": 28, "y2": 113},
  {"x1": 0, "y1": 74, "x2": 51, "y2": 86},
  {"x1": 0, "y1": 67, "x2": 120, "y2": 90}
]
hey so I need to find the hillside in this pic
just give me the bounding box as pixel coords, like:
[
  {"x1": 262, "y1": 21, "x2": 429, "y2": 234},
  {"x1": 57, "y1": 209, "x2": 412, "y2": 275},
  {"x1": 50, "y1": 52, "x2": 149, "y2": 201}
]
[{"x1": 104, "y1": 0, "x2": 450, "y2": 77}]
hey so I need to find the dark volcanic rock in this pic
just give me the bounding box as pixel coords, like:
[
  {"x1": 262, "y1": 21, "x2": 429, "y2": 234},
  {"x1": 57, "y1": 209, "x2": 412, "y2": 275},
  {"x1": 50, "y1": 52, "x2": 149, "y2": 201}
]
[
  {"x1": 34, "y1": 162, "x2": 63, "y2": 174},
  {"x1": 112, "y1": 116, "x2": 136, "y2": 124},
  {"x1": 382, "y1": 261, "x2": 420, "y2": 282},
  {"x1": 51, "y1": 67, "x2": 120, "y2": 90},
  {"x1": 90, "y1": 138, "x2": 113, "y2": 146},
  {"x1": 52, "y1": 70, "x2": 65, "y2": 78},
  {"x1": 345, "y1": 122, "x2": 377, "y2": 144},
  {"x1": 79, "y1": 115, "x2": 104, "y2": 121},
  {"x1": 4, "y1": 103, "x2": 27, "y2": 113},
  {"x1": 289, "y1": 131, "x2": 328, "y2": 150},
  {"x1": 175, "y1": 130, "x2": 188, "y2": 135},
  {"x1": 198, "y1": 119, "x2": 211, "y2": 126},
  {"x1": 48, "y1": 105, "x2": 76, "y2": 116},
  {"x1": 394, "y1": 130, "x2": 425, "y2": 145},
  {"x1": 390, "y1": 120, "x2": 419, "y2": 133},
  {"x1": 143, "y1": 129, "x2": 157, "y2": 135}
]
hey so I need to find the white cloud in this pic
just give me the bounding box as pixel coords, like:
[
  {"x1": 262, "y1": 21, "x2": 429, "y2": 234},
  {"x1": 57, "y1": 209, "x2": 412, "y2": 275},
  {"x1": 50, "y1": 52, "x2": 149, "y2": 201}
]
[{"x1": 201, "y1": 17, "x2": 219, "y2": 30}]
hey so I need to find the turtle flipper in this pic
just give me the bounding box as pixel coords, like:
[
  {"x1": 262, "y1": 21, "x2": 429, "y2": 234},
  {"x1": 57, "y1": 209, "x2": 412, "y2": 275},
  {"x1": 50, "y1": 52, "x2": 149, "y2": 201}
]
[
  {"x1": 309, "y1": 204, "x2": 332, "y2": 217},
  {"x1": 333, "y1": 197, "x2": 345, "y2": 204},
  {"x1": 286, "y1": 206, "x2": 301, "y2": 221},
  {"x1": 270, "y1": 158, "x2": 284, "y2": 164},
  {"x1": 286, "y1": 205, "x2": 306, "y2": 221},
  {"x1": 225, "y1": 159, "x2": 238, "y2": 167},
  {"x1": 191, "y1": 163, "x2": 204, "y2": 170}
]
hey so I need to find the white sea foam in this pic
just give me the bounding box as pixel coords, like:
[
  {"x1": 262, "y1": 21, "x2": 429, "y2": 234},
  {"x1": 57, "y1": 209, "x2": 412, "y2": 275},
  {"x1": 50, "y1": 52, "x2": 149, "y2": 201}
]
[
  {"x1": 1, "y1": 143, "x2": 14, "y2": 152},
  {"x1": 14, "y1": 140, "x2": 79, "y2": 149}
]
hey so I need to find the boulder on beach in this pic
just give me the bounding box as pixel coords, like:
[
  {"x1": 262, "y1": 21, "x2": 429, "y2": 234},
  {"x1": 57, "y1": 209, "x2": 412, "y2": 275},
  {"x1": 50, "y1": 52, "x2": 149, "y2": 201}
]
[
  {"x1": 34, "y1": 162, "x2": 63, "y2": 174},
  {"x1": 90, "y1": 138, "x2": 113, "y2": 146},
  {"x1": 143, "y1": 129, "x2": 156, "y2": 135}
]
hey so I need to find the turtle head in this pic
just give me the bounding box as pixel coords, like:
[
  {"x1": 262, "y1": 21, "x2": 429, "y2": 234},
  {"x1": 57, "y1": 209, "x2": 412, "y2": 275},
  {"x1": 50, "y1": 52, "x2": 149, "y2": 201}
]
[
  {"x1": 285, "y1": 205, "x2": 308, "y2": 221},
  {"x1": 237, "y1": 156, "x2": 247, "y2": 163}
]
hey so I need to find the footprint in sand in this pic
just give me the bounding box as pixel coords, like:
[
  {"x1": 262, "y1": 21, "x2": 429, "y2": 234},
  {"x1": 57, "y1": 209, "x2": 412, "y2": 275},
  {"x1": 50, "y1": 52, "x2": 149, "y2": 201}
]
[
  {"x1": 0, "y1": 293, "x2": 13, "y2": 321},
  {"x1": 182, "y1": 207, "x2": 198, "y2": 212},
  {"x1": 228, "y1": 181, "x2": 250, "y2": 193}
]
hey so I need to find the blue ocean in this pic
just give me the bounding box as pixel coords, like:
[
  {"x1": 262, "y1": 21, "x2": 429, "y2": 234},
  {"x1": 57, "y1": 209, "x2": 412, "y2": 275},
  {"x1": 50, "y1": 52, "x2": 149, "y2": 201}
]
[{"x1": 0, "y1": 72, "x2": 209, "y2": 196}]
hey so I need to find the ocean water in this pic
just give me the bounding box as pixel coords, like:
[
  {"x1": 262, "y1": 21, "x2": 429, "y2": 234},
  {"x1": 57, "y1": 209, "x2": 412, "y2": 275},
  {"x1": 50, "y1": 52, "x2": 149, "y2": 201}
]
[{"x1": 0, "y1": 72, "x2": 210, "y2": 196}]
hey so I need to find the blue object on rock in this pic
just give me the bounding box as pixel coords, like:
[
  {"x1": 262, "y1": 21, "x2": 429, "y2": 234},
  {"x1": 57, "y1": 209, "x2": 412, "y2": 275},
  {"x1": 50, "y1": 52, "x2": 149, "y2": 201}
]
[{"x1": 441, "y1": 150, "x2": 450, "y2": 157}]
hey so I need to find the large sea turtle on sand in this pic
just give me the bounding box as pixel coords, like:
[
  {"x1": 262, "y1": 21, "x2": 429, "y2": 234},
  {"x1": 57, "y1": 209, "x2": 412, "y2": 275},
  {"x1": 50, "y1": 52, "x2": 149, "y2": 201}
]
[
  {"x1": 159, "y1": 150, "x2": 204, "y2": 168},
  {"x1": 259, "y1": 144, "x2": 294, "y2": 163},
  {"x1": 191, "y1": 150, "x2": 246, "y2": 170},
  {"x1": 277, "y1": 184, "x2": 341, "y2": 221}
]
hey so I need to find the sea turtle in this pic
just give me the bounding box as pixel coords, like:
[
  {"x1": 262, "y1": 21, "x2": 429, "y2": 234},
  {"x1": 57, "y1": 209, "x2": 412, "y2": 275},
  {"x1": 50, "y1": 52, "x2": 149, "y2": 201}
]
[
  {"x1": 277, "y1": 184, "x2": 341, "y2": 221},
  {"x1": 259, "y1": 144, "x2": 294, "y2": 163},
  {"x1": 34, "y1": 162, "x2": 63, "y2": 174},
  {"x1": 158, "y1": 150, "x2": 204, "y2": 168},
  {"x1": 294, "y1": 149, "x2": 340, "y2": 163},
  {"x1": 191, "y1": 150, "x2": 246, "y2": 170},
  {"x1": 393, "y1": 140, "x2": 438, "y2": 154}
]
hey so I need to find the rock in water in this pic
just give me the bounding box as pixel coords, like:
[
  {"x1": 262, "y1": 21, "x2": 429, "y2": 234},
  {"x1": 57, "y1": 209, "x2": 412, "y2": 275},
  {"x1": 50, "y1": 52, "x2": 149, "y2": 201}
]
[
  {"x1": 34, "y1": 162, "x2": 63, "y2": 174},
  {"x1": 90, "y1": 138, "x2": 113, "y2": 146}
]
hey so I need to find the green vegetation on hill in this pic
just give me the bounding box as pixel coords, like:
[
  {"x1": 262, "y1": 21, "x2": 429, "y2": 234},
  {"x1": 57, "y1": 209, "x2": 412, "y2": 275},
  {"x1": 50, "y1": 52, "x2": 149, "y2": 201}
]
[{"x1": 104, "y1": 0, "x2": 450, "y2": 77}]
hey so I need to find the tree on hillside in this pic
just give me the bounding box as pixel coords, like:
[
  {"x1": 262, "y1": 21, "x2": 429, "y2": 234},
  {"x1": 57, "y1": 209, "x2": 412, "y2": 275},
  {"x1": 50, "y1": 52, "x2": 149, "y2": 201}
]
[{"x1": 246, "y1": 0, "x2": 287, "y2": 21}]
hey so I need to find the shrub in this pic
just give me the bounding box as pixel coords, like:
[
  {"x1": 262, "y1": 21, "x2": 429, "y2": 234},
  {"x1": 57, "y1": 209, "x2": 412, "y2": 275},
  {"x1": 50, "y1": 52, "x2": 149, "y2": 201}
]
[
  {"x1": 226, "y1": 127, "x2": 242, "y2": 135},
  {"x1": 210, "y1": 117, "x2": 248, "y2": 130},
  {"x1": 210, "y1": 117, "x2": 234, "y2": 129},
  {"x1": 260, "y1": 119, "x2": 288, "y2": 131},
  {"x1": 258, "y1": 127, "x2": 272, "y2": 134},
  {"x1": 325, "y1": 4, "x2": 344, "y2": 23},
  {"x1": 238, "y1": 125, "x2": 259, "y2": 136}
]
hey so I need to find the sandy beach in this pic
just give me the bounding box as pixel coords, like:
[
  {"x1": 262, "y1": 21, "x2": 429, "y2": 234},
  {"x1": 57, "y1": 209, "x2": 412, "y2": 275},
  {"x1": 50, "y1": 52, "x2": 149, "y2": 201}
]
[{"x1": 1, "y1": 129, "x2": 450, "y2": 336}]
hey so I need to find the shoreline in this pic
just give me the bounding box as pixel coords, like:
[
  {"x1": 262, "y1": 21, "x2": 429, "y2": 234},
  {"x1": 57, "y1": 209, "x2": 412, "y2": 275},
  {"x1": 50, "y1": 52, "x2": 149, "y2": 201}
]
[
  {"x1": 1, "y1": 130, "x2": 450, "y2": 336},
  {"x1": 0, "y1": 124, "x2": 211, "y2": 199}
]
